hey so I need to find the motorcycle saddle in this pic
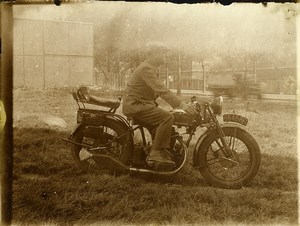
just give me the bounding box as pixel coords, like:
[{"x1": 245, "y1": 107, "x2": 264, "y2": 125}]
[
  {"x1": 76, "y1": 86, "x2": 120, "y2": 109},
  {"x1": 87, "y1": 95, "x2": 120, "y2": 109}
]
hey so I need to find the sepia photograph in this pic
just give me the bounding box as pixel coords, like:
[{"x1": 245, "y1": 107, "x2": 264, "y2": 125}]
[{"x1": 0, "y1": 1, "x2": 298, "y2": 225}]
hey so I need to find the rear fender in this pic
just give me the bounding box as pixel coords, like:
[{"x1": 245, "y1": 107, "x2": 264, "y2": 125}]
[
  {"x1": 193, "y1": 122, "x2": 247, "y2": 168},
  {"x1": 69, "y1": 123, "x2": 83, "y2": 139},
  {"x1": 70, "y1": 114, "x2": 131, "y2": 139}
]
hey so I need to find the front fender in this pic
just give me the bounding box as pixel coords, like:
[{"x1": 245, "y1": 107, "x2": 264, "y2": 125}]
[{"x1": 192, "y1": 122, "x2": 248, "y2": 168}]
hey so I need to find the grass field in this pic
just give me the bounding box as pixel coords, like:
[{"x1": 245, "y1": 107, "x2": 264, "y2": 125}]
[{"x1": 12, "y1": 88, "x2": 298, "y2": 225}]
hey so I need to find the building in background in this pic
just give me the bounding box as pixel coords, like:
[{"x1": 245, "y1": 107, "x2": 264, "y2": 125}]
[{"x1": 13, "y1": 19, "x2": 94, "y2": 88}]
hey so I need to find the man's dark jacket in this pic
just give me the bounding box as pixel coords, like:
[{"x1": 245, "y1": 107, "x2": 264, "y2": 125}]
[{"x1": 122, "y1": 61, "x2": 181, "y2": 116}]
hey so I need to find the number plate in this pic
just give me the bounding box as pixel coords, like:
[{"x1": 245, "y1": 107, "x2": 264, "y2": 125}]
[{"x1": 223, "y1": 114, "x2": 248, "y2": 126}]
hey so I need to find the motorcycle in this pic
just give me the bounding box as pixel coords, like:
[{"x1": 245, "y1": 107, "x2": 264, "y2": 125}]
[{"x1": 63, "y1": 86, "x2": 261, "y2": 189}]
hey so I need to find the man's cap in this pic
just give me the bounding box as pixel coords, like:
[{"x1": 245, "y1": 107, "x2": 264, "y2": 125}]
[{"x1": 146, "y1": 41, "x2": 170, "y2": 52}]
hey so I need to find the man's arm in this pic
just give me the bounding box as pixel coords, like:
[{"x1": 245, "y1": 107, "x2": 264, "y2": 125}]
[
  {"x1": 142, "y1": 67, "x2": 181, "y2": 108},
  {"x1": 142, "y1": 66, "x2": 198, "y2": 115}
]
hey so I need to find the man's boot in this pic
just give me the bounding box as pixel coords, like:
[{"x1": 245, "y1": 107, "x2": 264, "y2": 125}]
[{"x1": 146, "y1": 149, "x2": 175, "y2": 167}]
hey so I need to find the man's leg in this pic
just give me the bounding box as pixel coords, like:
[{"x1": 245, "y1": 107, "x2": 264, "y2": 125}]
[{"x1": 132, "y1": 107, "x2": 175, "y2": 165}]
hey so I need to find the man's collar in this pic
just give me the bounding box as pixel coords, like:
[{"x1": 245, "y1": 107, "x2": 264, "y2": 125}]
[{"x1": 144, "y1": 60, "x2": 160, "y2": 73}]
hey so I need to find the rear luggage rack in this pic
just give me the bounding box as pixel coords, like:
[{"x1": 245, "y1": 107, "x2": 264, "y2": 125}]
[{"x1": 72, "y1": 87, "x2": 121, "y2": 113}]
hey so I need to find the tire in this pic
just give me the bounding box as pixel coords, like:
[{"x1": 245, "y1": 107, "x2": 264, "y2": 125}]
[
  {"x1": 71, "y1": 119, "x2": 132, "y2": 173},
  {"x1": 198, "y1": 127, "x2": 261, "y2": 189}
]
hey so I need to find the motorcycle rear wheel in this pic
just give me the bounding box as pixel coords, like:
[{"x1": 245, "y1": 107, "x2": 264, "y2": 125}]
[
  {"x1": 198, "y1": 127, "x2": 261, "y2": 189},
  {"x1": 71, "y1": 119, "x2": 132, "y2": 173}
]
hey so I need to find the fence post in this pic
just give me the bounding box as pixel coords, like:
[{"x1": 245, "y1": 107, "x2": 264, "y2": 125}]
[
  {"x1": 177, "y1": 53, "x2": 181, "y2": 95},
  {"x1": 165, "y1": 56, "x2": 169, "y2": 88},
  {"x1": 117, "y1": 52, "x2": 120, "y2": 91},
  {"x1": 43, "y1": 20, "x2": 46, "y2": 88},
  {"x1": 201, "y1": 61, "x2": 206, "y2": 93},
  {"x1": 253, "y1": 60, "x2": 257, "y2": 83},
  {"x1": 105, "y1": 51, "x2": 109, "y2": 89},
  {"x1": 278, "y1": 69, "x2": 284, "y2": 95},
  {"x1": 244, "y1": 55, "x2": 247, "y2": 81}
]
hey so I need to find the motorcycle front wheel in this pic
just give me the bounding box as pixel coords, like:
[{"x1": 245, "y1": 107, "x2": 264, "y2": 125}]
[
  {"x1": 71, "y1": 119, "x2": 132, "y2": 173},
  {"x1": 198, "y1": 127, "x2": 261, "y2": 189}
]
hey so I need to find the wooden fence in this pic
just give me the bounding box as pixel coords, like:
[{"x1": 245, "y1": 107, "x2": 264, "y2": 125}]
[{"x1": 96, "y1": 65, "x2": 297, "y2": 96}]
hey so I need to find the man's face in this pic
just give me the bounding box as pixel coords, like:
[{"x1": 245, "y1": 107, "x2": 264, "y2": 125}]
[{"x1": 151, "y1": 49, "x2": 168, "y2": 65}]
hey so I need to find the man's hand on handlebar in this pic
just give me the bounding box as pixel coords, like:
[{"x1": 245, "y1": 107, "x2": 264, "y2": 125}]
[{"x1": 179, "y1": 102, "x2": 198, "y2": 115}]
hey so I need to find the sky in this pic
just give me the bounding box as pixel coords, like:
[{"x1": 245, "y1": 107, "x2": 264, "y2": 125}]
[{"x1": 13, "y1": 2, "x2": 297, "y2": 66}]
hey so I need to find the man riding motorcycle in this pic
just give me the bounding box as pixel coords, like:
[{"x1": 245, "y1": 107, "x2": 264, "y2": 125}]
[{"x1": 122, "y1": 41, "x2": 197, "y2": 167}]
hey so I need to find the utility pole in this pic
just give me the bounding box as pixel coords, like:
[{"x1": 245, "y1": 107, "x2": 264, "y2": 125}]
[
  {"x1": 165, "y1": 56, "x2": 169, "y2": 88},
  {"x1": 117, "y1": 52, "x2": 121, "y2": 91},
  {"x1": 1, "y1": 3, "x2": 13, "y2": 225},
  {"x1": 244, "y1": 54, "x2": 248, "y2": 82},
  {"x1": 201, "y1": 60, "x2": 206, "y2": 93},
  {"x1": 177, "y1": 53, "x2": 181, "y2": 95},
  {"x1": 253, "y1": 59, "x2": 257, "y2": 83}
]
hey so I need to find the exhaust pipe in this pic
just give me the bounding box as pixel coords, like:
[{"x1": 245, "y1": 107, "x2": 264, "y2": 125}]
[{"x1": 82, "y1": 150, "x2": 185, "y2": 175}]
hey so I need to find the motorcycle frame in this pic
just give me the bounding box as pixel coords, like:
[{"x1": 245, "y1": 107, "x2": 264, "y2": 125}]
[
  {"x1": 66, "y1": 103, "x2": 224, "y2": 157},
  {"x1": 63, "y1": 93, "x2": 248, "y2": 172}
]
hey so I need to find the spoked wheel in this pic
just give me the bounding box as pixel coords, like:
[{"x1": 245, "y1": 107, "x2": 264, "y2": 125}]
[
  {"x1": 71, "y1": 119, "x2": 132, "y2": 173},
  {"x1": 199, "y1": 127, "x2": 261, "y2": 189}
]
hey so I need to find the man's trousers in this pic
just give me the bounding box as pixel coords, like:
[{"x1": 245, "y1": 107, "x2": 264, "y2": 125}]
[{"x1": 131, "y1": 106, "x2": 174, "y2": 151}]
